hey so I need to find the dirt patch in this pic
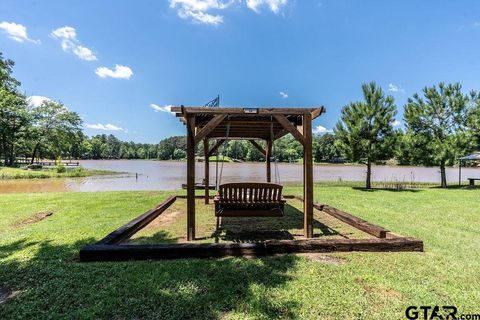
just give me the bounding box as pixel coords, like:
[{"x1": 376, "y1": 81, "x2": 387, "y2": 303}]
[
  {"x1": 355, "y1": 278, "x2": 402, "y2": 300},
  {"x1": 144, "y1": 211, "x2": 182, "y2": 228},
  {"x1": 0, "y1": 288, "x2": 21, "y2": 305},
  {"x1": 14, "y1": 211, "x2": 53, "y2": 227},
  {"x1": 298, "y1": 253, "x2": 347, "y2": 265}
]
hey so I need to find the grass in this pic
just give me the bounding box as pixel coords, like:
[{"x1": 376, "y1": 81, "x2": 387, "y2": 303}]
[
  {"x1": 128, "y1": 198, "x2": 371, "y2": 244},
  {"x1": 0, "y1": 184, "x2": 479, "y2": 319},
  {"x1": 0, "y1": 167, "x2": 116, "y2": 179}
]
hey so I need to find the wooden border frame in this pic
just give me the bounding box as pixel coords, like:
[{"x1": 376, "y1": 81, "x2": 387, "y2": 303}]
[{"x1": 80, "y1": 195, "x2": 423, "y2": 262}]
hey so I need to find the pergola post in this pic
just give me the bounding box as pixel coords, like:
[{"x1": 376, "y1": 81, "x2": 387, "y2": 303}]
[
  {"x1": 186, "y1": 115, "x2": 196, "y2": 241},
  {"x1": 303, "y1": 114, "x2": 313, "y2": 238},
  {"x1": 204, "y1": 138, "x2": 210, "y2": 204},
  {"x1": 266, "y1": 139, "x2": 272, "y2": 182}
]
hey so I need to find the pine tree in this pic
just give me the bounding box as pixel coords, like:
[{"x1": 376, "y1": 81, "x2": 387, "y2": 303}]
[
  {"x1": 404, "y1": 82, "x2": 470, "y2": 188},
  {"x1": 335, "y1": 82, "x2": 397, "y2": 189}
]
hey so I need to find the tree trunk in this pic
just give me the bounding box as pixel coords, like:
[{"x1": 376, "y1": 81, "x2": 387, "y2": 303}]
[
  {"x1": 1, "y1": 134, "x2": 7, "y2": 166},
  {"x1": 440, "y1": 160, "x2": 447, "y2": 188},
  {"x1": 366, "y1": 159, "x2": 372, "y2": 189},
  {"x1": 8, "y1": 143, "x2": 15, "y2": 166},
  {"x1": 30, "y1": 142, "x2": 40, "y2": 164}
]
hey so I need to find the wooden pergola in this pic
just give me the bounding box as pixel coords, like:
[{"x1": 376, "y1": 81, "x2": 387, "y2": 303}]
[{"x1": 171, "y1": 106, "x2": 326, "y2": 241}]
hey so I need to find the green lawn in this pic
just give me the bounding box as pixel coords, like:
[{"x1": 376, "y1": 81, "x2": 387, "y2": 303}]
[
  {"x1": 0, "y1": 184, "x2": 479, "y2": 319},
  {"x1": 0, "y1": 167, "x2": 116, "y2": 179}
]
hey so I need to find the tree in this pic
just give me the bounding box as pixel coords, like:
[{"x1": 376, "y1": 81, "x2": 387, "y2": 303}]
[
  {"x1": 0, "y1": 89, "x2": 30, "y2": 165},
  {"x1": 29, "y1": 100, "x2": 82, "y2": 163},
  {"x1": 173, "y1": 148, "x2": 186, "y2": 160},
  {"x1": 157, "y1": 136, "x2": 186, "y2": 160},
  {"x1": 335, "y1": 82, "x2": 397, "y2": 189},
  {"x1": 0, "y1": 52, "x2": 20, "y2": 91},
  {"x1": 404, "y1": 82, "x2": 470, "y2": 188},
  {"x1": 90, "y1": 138, "x2": 105, "y2": 159},
  {"x1": 313, "y1": 133, "x2": 342, "y2": 162},
  {"x1": 0, "y1": 52, "x2": 29, "y2": 166},
  {"x1": 465, "y1": 90, "x2": 480, "y2": 153}
]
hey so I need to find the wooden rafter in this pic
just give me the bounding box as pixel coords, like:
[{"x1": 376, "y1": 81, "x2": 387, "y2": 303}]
[
  {"x1": 172, "y1": 106, "x2": 321, "y2": 115},
  {"x1": 273, "y1": 114, "x2": 306, "y2": 146},
  {"x1": 248, "y1": 140, "x2": 266, "y2": 156},
  {"x1": 208, "y1": 139, "x2": 226, "y2": 156},
  {"x1": 194, "y1": 114, "x2": 227, "y2": 145},
  {"x1": 274, "y1": 129, "x2": 289, "y2": 141},
  {"x1": 311, "y1": 106, "x2": 326, "y2": 120}
]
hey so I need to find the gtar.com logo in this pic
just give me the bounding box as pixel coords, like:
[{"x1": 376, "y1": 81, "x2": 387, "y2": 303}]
[{"x1": 405, "y1": 306, "x2": 457, "y2": 320}]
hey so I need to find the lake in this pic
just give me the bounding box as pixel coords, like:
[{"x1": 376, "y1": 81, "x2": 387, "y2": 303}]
[{"x1": 0, "y1": 160, "x2": 479, "y2": 193}]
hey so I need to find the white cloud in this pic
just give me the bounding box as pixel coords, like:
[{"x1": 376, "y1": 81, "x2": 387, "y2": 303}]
[
  {"x1": 150, "y1": 103, "x2": 175, "y2": 114},
  {"x1": 169, "y1": 0, "x2": 289, "y2": 24},
  {"x1": 169, "y1": 0, "x2": 231, "y2": 25},
  {"x1": 85, "y1": 123, "x2": 125, "y2": 131},
  {"x1": 179, "y1": 10, "x2": 224, "y2": 25},
  {"x1": 388, "y1": 83, "x2": 405, "y2": 93},
  {"x1": 51, "y1": 26, "x2": 97, "y2": 61},
  {"x1": 246, "y1": 0, "x2": 288, "y2": 13},
  {"x1": 392, "y1": 120, "x2": 401, "y2": 127},
  {"x1": 279, "y1": 91, "x2": 288, "y2": 98},
  {"x1": 0, "y1": 21, "x2": 40, "y2": 44},
  {"x1": 27, "y1": 95, "x2": 51, "y2": 107},
  {"x1": 51, "y1": 26, "x2": 76, "y2": 39},
  {"x1": 313, "y1": 125, "x2": 332, "y2": 135},
  {"x1": 95, "y1": 65, "x2": 133, "y2": 79}
]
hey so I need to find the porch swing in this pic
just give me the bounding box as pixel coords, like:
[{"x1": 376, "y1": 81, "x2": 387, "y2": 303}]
[{"x1": 213, "y1": 117, "x2": 286, "y2": 217}]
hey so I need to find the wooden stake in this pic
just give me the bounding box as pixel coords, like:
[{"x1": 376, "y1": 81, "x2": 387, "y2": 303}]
[
  {"x1": 204, "y1": 138, "x2": 209, "y2": 204},
  {"x1": 303, "y1": 114, "x2": 313, "y2": 238},
  {"x1": 187, "y1": 115, "x2": 196, "y2": 241},
  {"x1": 266, "y1": 139, "x2": 272, "y2": 182}
]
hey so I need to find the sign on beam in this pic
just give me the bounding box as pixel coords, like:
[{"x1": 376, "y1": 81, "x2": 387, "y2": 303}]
[{"x1": 243, "y1": 108, "x2": 259, "y2": 114}]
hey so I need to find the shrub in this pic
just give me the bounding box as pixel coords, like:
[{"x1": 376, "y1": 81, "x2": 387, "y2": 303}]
[{"x1": 55, "y1": 164, "x2": 66, "y2": 173}]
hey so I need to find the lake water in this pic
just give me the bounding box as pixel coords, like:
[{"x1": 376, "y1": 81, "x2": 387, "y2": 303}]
[{"x1": 1, "y1": 160, "x2": 479, "y2": 193}]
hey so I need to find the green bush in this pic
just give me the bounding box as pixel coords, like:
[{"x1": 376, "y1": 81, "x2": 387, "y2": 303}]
[{"x1": 55, "y1": 164, "x2": 66, "y2": 173}]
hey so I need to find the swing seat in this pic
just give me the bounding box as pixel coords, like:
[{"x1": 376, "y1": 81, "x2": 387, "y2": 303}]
[{"x1": 214, "y1": 183, "x2": 285, "y2": 217}]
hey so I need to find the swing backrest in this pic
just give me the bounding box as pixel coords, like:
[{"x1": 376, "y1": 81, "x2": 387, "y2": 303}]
[{"x1": 217, "y1": 182, "x2": 284, "y2": 203}]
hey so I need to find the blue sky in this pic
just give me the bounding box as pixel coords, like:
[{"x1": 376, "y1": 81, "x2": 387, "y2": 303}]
[{"x1": 1, "y1": 0, "x2": 480, "y2": 143}]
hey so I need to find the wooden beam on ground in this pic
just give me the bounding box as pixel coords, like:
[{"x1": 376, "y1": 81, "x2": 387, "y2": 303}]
[
  {"x1": 208, "y1": 139, "x2": 226, "y2": 156},
  {"x1": 186, "y1": 115, "x2": 196, "y2": 241},
  {"x1": 319, "y1": 205, "x2": 389, "y2": 238},
  {"x1": 96, "y1": 196, "x2": 177, "y2": 245},
  {"x1": 273, "y1": 114, "x2": 306, "y2": 146},
  {"x1": 204, "y1": 139, "x2": 210, "y2": 205},
  {"x1": 266, "y1": 139, "x2": 272, "y2": 182},
  {"x1": 248, "y1": 139, "x2": 266, "y2": 156},
  {"x1": 265, "y1": 237, "x2": 423, "y2": 255},
  {"x1": 303, "y1": 114, "x2": 313, "y2": 238},
  {"x1": 293, "y1": 195, "x2": 390, "y2": 239},
  {"x1": 194, "y1": 114, "x2": 227, "y2": 145},
  {"x1": 80, "y1": 237, "x2": 423, "y2": 262}
]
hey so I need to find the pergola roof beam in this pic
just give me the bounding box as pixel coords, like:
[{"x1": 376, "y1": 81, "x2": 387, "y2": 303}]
[
  {"x1": 273, "y1": 114, "x2": 306, "y2": 146},
  {"x1": 193, "y1": 114, "x2": 227, "y2": 145}
]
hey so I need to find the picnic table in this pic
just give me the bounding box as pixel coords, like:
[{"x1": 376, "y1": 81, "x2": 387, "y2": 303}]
[{"x1": 468, "y1": 178, "x2": 480, "y2": 188}]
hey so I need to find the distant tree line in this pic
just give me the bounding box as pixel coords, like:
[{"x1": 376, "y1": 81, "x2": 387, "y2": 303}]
[{"x1": 2, "y1": 53, "x2": 480, "y2": 188}]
